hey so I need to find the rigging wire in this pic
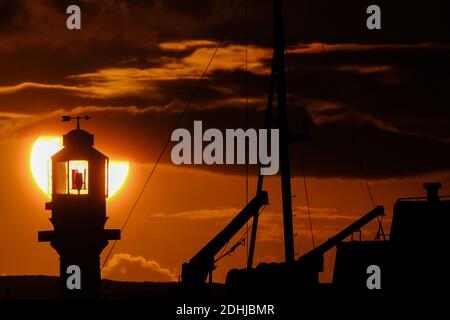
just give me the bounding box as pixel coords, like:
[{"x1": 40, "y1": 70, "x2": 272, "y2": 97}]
[
  {"x1": 283, "y1": 30, "x2": 316, "y2": 249},
  {"x1": 289, "y1": 92, "x2": 316, "y2": 249},
  {"x1": 308, "y1": 1, "x2": 376, "y2": 208},
  {"x1": 215, "y1": 205, "x2": 267, "y2": 263},
  {"x1": 101, "y1": 0, "x2": 247, "y2": 271},
  {"x1": 247, "y1": 57, "x2": 276, "y2": 269},
  {"x1": 244, "y1": 0, "x2": 250, "y2": 261},
  {"x1": 299, "y1": 147, "x2": 315, "y2": 248}
]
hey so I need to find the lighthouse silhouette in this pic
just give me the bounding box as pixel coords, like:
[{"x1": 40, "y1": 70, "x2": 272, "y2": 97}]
[{"x1": 38, "y1": 116, "x2": 120, "y2": 299}]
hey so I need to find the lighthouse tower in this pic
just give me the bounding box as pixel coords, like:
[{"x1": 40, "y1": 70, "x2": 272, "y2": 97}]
[{"x1": 38, "y1": 116, "x2": 120, "y2": 299}]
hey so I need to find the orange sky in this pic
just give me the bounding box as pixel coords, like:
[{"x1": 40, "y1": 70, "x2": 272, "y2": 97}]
[{"x1": 2, "y1": 133, "x2": 450, "y2": 283}]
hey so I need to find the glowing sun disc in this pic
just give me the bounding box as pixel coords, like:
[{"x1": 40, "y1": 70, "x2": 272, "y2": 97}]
[
  {"x1": 30, "y1": 136, "x2": 129, "y2": 198},
  {"x1": 108, "y1": 161, "x2": 129, "y2": 197}
]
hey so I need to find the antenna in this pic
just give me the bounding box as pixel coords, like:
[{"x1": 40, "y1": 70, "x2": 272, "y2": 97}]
[{"x1": 62, "y1": 115, "x2": 90, "y2": 129}]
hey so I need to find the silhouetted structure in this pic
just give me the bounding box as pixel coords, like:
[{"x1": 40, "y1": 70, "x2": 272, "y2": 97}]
[
  {"x1": 179, "y1": 0, "x2": 450, "y2": 299},
  {"x1": 334, "y1": 182, "x2": 450, "y2": 293},
  {"x1": 225, "y1": 207, "x2": 384, "y2": 296},
  {"x1": 180, "y1": 0, "x2": 305, "y2": 293},
  {"x1": 181, "y1": 192, "x2": 268, "y2": 288},
  {"x1": 224, "y1": 183, "x2": 450, "y2": 298},
  {"x1": 38, "y1": 116, "x2": 120, "y2": 299}
]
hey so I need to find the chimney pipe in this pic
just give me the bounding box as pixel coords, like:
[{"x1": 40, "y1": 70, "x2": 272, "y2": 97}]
[{"x1": 423, "y1": 182, "x2": 442, "y2": 202}]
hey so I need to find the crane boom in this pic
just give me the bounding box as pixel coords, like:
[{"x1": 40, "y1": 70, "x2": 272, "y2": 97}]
[
  {"x1": 181, "y1": 191, "x2": 269, "y2": 286},
  {"x1": 300, "y1": 206, "x2": 384, "y2": 262}
]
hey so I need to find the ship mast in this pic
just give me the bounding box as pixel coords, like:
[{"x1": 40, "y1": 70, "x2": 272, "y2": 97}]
[
  {"x1": 248, "y1": 0, "x2": 296, "y2": 265},
  {"x1": 273, "y1": 0, "x2": 295, "y2": 263}
]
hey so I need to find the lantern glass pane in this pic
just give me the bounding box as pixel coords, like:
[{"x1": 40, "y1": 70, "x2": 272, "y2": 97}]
[
  {"x1": 54, "y1": 161, "x2": 68, "y2": 194},
  {"x1": 68, "y1": 160, "x2": 89, "y2": 195}
]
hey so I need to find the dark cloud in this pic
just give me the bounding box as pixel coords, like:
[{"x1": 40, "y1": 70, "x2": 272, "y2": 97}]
[
  {"x1": 11, "y1": 102, "x2": 450, "y2": 179},
  {"x1": 5, "y1": 42, "x2": 449, "y2": 143},
  {"x1": 1, "y1": 0, "x2": 449, "y2": 179},
  {"x1": 285, "y1": 43, "x2": 450, "y2": 140},
  {"x1": 0, "y1": 1, "x2": 26, "y2": 33}
]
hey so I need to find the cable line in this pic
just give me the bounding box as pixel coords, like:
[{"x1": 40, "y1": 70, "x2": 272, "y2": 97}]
[
  {"x1": 244, "y1": 0, "x2": 250, "y2": 261},
  {"x1": 284, "y1": 45, "x2": 316, "y2": 249},
  {"x1": 307, "y1": 0, "x2": 385, "y2": 240},
  {"x1": 101, "y1": 0, "x2": 247, "y2": 270}
]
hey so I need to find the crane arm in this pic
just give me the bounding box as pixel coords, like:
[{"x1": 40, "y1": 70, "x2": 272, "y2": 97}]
[
  {"x1": 299, "y1": 206, "x2": 384, "y2": 262},
  {"x1": 181, "y1": 191, "x2": 269, "y2": 286}
]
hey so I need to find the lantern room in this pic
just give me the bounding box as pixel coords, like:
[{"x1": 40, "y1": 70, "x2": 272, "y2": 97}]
[{"x1": 51, "y1": 127, "x2": 109, "y2": 198}]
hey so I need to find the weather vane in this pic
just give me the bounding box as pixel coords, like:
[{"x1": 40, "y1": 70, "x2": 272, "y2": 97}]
[{"x1": 62, "y1": 115, "x2": 90, "y2": 129}]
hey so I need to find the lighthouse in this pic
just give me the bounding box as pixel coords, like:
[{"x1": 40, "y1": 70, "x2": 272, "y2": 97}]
[{"x1": 38, "y1": 116, "x2": 120, "y2": 299}]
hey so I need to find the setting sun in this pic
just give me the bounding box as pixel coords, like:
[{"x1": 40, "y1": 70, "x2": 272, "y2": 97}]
[{"x1": 30, "y1": 136, "x2": 129, "y2": 198}]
